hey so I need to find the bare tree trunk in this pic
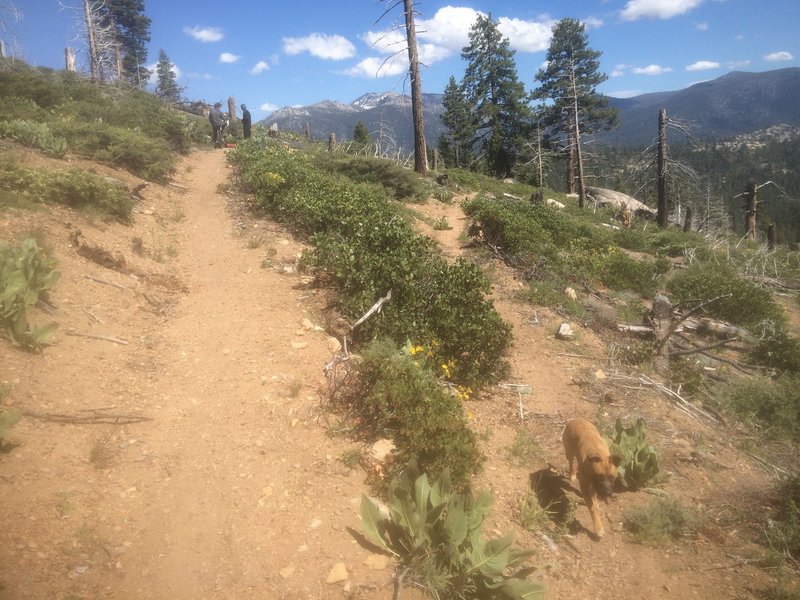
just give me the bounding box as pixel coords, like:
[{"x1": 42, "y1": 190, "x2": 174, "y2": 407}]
[
  {"x1": 403, "y1": 0, "x2": 427, "y2": 174},
  {"x1": 767, "y1": 223, "x2": 776, "y2": 251},
  {"x1": 657, "y1": 109, "x2": 668, "y2": 228},
  {"x1": 683, "y1": 206, "x2": 693, "y2": 232},
  {"x1": 65, "y1": 47, "x2": 76, "y2": 72},
  {"x1": 115, "y1": 43, "x2": 122, "y2": 80},
  {"x1": 327, "y1": 133, "x2": 336, "y2": 152},
  {"x1": 83, "y1": 0, "x2": 99, "y2": 82},
  {"x1": 228, "y1": 96, "x2": 237, "y2": 121},
  {"x1": 565, "y1": 112, "x2": 575, "y2": 194},
  {"x1": 745, "y1": 180, "x2": 757, "y2": 240},
  {"x1": 570, "y1": 64, "x2": 585, "y2": 208}
]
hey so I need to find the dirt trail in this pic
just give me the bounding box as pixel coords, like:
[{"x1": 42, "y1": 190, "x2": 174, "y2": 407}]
[{"x1": 0, "y1": 149, "x2": 786, "y2": 599}]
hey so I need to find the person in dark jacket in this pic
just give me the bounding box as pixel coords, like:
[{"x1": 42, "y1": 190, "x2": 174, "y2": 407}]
[
  {"x1": 241, "y1": 104, "x2": 252, "y2": 139},
  {"x1": 209, "y1": 102, "x2": 226, "y2": 147}
]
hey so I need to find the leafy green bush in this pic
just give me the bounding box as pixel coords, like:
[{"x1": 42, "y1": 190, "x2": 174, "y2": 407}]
[
  {"x1": 318, "y1": 153, "x2": 434, "y2": 201},
  {"x1": 666, "y1": 261, "x2": 784, "y2": 329},
  {"x1": 623, "y1": 496, "x2": 704, "y2": 544},
  {"x1": 361, "y1": 460, "x2": 545, "y2": 599},
  {"x1": 765, "y1": 476, "x2": 800, "y2": 569},
  {"x1": 598, "y1": 250, "x2": 666, "y2": 296},
  {"x1": 714, "y1": 375, "x2": 800, "y2": 441},
  {"x1": 749, "y1": 329, "x2": 800, "y2": 374},
  {"x1": 0, "y1": 162, "x2": 133, "y2": 220},
  {"x1": 0, "y1": 238, "x2": 59, "y2": 350},
  {"x1": 0, "y1": 120, "x2": 67, "y2": 157},
  {"x1": 609, "y1": 417, "x2": 661, "y2": 490},
  {"x1": 337, "y1": 339, "x2": 483, "y2": 489},
  {"x1": 230, "y1": 142, "x2": 511, "y2": 384}
]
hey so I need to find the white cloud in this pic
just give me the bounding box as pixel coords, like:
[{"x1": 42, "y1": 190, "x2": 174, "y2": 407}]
[
  {"x1": 621, "y1": 0, "x2": 703, "y2": 21},
  {"x1": 632, "y1": 64, "x2": 673, "y2": 75},
  {"x1": 582, "y1": 16, "x2": 604, "y2": 29},
  {"x1": 183, "y1": 26, "x2": 224, "y2": 43},
  {"x1": 250, "y1": 61, "x2": 269, "y2": 75},
  {"x1": 416, "y1": 6, "x2": 481, "y2": 55},
  {"x1": 611, "y1": 63, "x2": 630, "y2": 77},
  {"x1": 219, "y1": 52, "x2": 240, "y2": 64},
  {"x1": 282, "y1": 33, "x2": 356, "y2": 60},
  {"x1": 686, "y1": 60, "x2": 719, "y2": 71},
  {"x1": 694, "y1": 21, "x2": 708, "y2": 30},
  {"x1": 260, "y1": 102, "x2": 278, "y2": 114},
  {"x1": 341, "y1": 56, "x2": 407, "y2": 79},
  {"x1": 498, "y1": 16, "x2": 554, "y2": 52},
  {"x1": 764, "y1": 51, "x2": 793, "y2": 62}
]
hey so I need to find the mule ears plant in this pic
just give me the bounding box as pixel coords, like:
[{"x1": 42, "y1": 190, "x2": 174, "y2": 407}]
[
  {"x1": 609, "y1": 417, "x2": 661, "y2": 490},
  {"x1": 360, "y1": 459, "x2": 546, "y2": 599}
]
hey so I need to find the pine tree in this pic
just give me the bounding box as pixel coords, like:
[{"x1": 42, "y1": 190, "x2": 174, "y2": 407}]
[
  {"x1": 101, "y1": 0, "x2": 151, "y2": 86},
  {"x1": 439, "y1": 76, "x2": 475, "y2": 168},
  {"x1": 534, "y1": 18, "x2": 618, "y2": 197},
  {"x1": 353, "y1": 121, "x2": 370, "y2": 146},
  {"x1": 461, "y1": 14, "x2": 530, "y2": 177},
  {"x1": 155, "y1": 49, "x2": 180, "y2": 103}
]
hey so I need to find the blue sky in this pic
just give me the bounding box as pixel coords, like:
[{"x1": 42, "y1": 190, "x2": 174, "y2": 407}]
[{"x1": 5, "y1": 0, "x2": 799, "y2": 120}]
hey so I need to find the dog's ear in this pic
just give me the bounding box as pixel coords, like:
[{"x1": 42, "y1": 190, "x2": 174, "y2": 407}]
[{"x1": 610, "y1": 454, "x2": 623, "y2": 467}]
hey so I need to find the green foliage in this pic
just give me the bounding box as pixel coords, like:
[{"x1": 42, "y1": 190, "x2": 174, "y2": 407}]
[
  {"x1": 318, "y1": 153, "x2": 433, "y2": 201},
  {"x1": 0, "y1": 119, "x2": 68, "y2": 157},
  {"x1": 353, "y1": 120, "x2": 370, "y2": 146},
  {"x1": 714, "y1": 375, "x2": 800, "y2": 441},
  {"x1": 765, "y1": 476, "x2": 800, "y2": 570},
  {"x1": 749, "y1": 329, "x2": 800, "y2": 374},
  {"x1": 230, "y1": 142, "x2": 511, "y2": 385},
  {"x1": 598, "y1": 250, "x2": 665, "y2": 296},
  {"x1": 506, "y1": 430, "x2": 540, "y2": 468},
  {"x1": 0, "y1": 238, "x2": 59, "y2": 350},
  {"x1": 339, "y1": 339, "x2": 483, "y2": 490},
  {"x1": 666, "y1": 261, "x2": 784, "y2": 329},
  {"x1": 515, "y1": 493, "x2": 553, "y2": 532},
  {"x1": 154, "y1": 49, "x2": 181, "y2": 103},
  {"x1": 668, "y1": 356, "x2": 708, "y2": 396},
  {"x1": 360, "y1": 460, "x2": 545, "y2": 599},
  {"x1": 623, "y1": 496, "x2": 704, "y2": 544},
  {"x1": 0, "y1": 161, "x2": 133, "y2": 221},
  {"x1": 609, "y1": 417, "x2": 661, "y2": 490},
  {"x1": 0, "y1": 61, "x2": 197, "y2": 177}
]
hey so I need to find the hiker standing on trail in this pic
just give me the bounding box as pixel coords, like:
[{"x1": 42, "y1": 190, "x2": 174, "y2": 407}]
[
  {"x1": 241, "y1": 104, "x2": 252, "y2": 139},
  {"x1": 209, "y1": 102, "x2": 226, "y2": 148}
]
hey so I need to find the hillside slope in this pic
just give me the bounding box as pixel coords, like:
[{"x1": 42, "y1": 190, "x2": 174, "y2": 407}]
[{"x1": 0, "y1": 146, "x2": 794, "y2": 599}]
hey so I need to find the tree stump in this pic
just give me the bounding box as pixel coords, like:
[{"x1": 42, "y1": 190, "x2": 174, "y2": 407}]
[{"x1": 650, "y1": 294, "x2": 673, "y2": 373}]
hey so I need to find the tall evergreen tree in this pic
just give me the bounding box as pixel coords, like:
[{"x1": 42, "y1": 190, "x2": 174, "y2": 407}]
[
  {"x1": 461, "y1": 14, "x2": 530, "y2": 177},
  {"x1": 155, "y1": 49, "x2": 180, "y2": 103},
  {"x1": 439, "y1": 76, "x2": 475, "y2": 168},
  {"x1": 102, "y1": 0, "x2": 151, "y2": 86},
  {"x1": 353, "y1": 121, "x2": 370, "y2": 146},
  {"x1": 533, "y1": 18, "x2": 618, "y2": 196}
]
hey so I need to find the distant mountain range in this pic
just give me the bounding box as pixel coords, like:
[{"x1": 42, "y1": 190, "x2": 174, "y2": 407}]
[{"x1": 262, "y1": 67, "x2": 800, "y2": 151}]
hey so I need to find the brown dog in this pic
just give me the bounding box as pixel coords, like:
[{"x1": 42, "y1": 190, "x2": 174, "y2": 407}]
[{"x1": 562, "y1": 418, "x2": 622, "y2": 538}]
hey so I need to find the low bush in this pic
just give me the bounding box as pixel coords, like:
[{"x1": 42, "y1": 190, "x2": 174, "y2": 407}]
[
  {"x1": 0, "y1": 119, "x2": 67, "y2": 157},
  {"x1": 714, "y1": 375, "x2": 800, "y2": 441},
  {"x1": 666, "y1": 261, "x2": 784, "y2": 329},
  {"x1": 230, "y1": 142, "x2": 511, "y2": 385},
  {"x1": 319, "y1": 153, "x2": 434, "y2": 201},
  {"x1": 336, "y1": 339, "x2": 483, "y2": 490},
  {"x1": 765, "y1": 476, "x2": 800, "y2": 569},
  {"x1": 0, "y1": 162, "x2": 133, "y2": 221},
  {"x1": 623, "y1": 496, "x2": 704, "y2": 544},
  {"x1": 749, "y1": 329, "x2": 800, "y2": 374}
]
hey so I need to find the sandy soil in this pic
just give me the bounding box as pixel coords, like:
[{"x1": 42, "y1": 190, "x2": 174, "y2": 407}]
[{"x1": 0, "y1": 148, "x2": 794, "y2": 599}]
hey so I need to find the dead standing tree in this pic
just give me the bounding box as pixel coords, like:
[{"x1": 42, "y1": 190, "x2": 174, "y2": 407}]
[{"x1": 374, "y1": 0, "x2": 428, "y2": 174}]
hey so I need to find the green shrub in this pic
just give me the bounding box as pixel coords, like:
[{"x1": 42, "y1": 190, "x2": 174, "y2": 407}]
[
  {"x1": 0, "y1": 238, "x2": 59, "y2": 350},
  {"x1": 0, "y1": 119, "x2": 67, "y2": 157},
  {"x1": 598, "y1": 250, "x2": 665, "y2": 296},
  {"x1": 318, "y1": 153, "x2": 433, "y2": 201},
  {"x1": 230, "y1": 143, "x2": 511, "y2": 385},
  {"x1": 623, "y1": 496, "x2": 704, "y2": 544},
  {"x1": 714, "y1": 375, "x2": 800, "y2": 441},
  {"x1": 666, "y1": 261, "x2": 784, "y2": 329},
  {"x1": 360, "y1": 460, "x2": 545, "y2": 599},
  {"x1": 339, "y1": 339, "x2": 483, "y2": 490},
  {"x1": 0, "y1": 162, "x2": 133, "y2": 220},
  {"x1": 765, "y1": 476, "x2": 800, "y2": 566},
  {"x1": 749, "y1": 329, "x2": 800, "y2": 374},
  {"x1": 609, "y1": 417, "x2": 661, "y2": 490}
]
